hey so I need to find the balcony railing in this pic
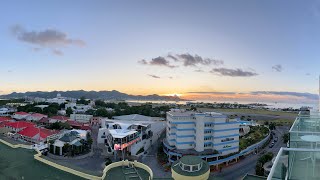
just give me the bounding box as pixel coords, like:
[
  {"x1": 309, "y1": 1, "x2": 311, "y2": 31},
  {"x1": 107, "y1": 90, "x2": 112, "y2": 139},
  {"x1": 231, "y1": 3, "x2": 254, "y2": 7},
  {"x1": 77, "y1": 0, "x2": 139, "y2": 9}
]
[{"x1": 268, "y1": 148, "x2": 320, "y2": 180}]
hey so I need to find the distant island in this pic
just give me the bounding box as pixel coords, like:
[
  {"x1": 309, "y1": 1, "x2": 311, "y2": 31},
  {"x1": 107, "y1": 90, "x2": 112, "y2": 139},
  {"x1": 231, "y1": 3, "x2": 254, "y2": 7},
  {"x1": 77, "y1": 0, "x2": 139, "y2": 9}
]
[{"x1": 0, "y1": 90, "x2": 188, "y2": 101}]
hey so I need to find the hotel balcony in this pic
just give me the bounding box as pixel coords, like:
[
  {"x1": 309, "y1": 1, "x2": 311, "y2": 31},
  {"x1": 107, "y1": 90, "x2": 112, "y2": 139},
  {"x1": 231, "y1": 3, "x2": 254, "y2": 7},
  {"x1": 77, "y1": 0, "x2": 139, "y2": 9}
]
[
  {"x1": 268, "y1": 111, "x2": 320, "y2": 180},
  {"x1": 289, "y1": 114, "x2": 320, "y2": 149},
  {"x1": 268, "y1": 148, "x2": 320, "y2": 180}
]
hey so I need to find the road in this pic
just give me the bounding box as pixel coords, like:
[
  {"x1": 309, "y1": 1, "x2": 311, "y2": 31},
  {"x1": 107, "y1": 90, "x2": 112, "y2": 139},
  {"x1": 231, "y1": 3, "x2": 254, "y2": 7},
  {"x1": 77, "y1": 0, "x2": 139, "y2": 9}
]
[
  {"x1": 140, "y1": 132, "x2": 172, "y2": 178},
  {"x1": 213, "y1": 126, "x2": 289, "y2": 180}
]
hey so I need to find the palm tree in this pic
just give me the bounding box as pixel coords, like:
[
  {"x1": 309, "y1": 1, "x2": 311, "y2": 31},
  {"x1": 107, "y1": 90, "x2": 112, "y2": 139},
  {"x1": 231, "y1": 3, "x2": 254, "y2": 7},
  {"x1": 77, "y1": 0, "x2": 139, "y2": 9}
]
[{"x1": 63, "y1": 143, "x2": 71, "y2": 156}]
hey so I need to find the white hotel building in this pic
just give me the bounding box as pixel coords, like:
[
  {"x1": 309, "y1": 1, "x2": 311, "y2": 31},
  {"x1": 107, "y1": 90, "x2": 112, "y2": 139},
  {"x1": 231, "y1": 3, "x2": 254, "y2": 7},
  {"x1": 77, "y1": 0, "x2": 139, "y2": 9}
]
[{"x1": 164, "y1": 109, "x2": 239, "y2": 163}]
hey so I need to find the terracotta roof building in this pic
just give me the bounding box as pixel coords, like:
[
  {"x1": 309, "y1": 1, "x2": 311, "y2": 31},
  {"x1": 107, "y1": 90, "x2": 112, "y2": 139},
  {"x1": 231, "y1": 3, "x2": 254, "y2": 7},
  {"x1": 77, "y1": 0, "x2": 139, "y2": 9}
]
[
  {"x1": 12, "y1": 112, "x2": 30, "y2": 120},
  {"x1": 26, "y1": 113, "x2": 48, "y2": 122},
  {"x1": 18, "y1": 126, "x2": 59, "y2": 143},
  {"x1": 4, "y1": 121, "x2": 35, "y2": 132}
]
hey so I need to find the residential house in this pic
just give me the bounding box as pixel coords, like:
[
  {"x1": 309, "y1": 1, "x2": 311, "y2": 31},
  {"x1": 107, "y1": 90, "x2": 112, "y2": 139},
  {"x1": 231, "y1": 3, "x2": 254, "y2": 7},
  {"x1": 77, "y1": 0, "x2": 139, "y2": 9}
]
[
  {"x1": 12, "y1": 112, "x2": 30, "y2": 120},
  {"x1": 26, "y1": 113, "x2": 48, "y2": 122},
  {"x1": 18, "y1": 126, "x2": 59, "y2": 144}
]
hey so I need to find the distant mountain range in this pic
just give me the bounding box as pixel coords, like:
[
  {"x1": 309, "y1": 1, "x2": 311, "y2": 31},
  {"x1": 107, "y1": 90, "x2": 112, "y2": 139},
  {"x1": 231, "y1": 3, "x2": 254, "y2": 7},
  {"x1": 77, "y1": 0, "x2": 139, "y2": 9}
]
[{"x1": 0, "y1": 90, "x2": 187, "y2": 101}]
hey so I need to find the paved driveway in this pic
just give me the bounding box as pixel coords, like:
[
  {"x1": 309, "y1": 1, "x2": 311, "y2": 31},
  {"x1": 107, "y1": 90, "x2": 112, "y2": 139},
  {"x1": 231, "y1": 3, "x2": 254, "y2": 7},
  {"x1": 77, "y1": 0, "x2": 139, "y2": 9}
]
[{"x1": 140, "y1": 132, "x2": 172, "y2": 178}]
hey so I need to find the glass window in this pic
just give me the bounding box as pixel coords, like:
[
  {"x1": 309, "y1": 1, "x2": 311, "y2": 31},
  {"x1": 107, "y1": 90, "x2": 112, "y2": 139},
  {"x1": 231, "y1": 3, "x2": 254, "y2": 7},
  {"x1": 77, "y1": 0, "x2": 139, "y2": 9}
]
[
  {"x1": 192, "y1": 165, "x2": 199, "y2": 171},
  {"x1": 184, "y1": 165, "x2": 191, "y2": 171}
]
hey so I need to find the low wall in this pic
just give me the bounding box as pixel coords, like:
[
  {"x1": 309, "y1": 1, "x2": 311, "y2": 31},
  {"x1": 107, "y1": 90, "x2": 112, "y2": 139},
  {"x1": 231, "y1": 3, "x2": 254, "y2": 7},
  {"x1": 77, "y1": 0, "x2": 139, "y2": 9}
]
[
  {"x1": 0, "y1": 139, "x2": 32, "y2": 149},
  {"x1": 171, "y1": 169, "x2": 209, "y2": 180},
  {"x1": 47, "y1": 150, "x2": 94, "y2": 160},
  {"x1": 134, "y1": 160, "x2": 153, "y2": 180}
]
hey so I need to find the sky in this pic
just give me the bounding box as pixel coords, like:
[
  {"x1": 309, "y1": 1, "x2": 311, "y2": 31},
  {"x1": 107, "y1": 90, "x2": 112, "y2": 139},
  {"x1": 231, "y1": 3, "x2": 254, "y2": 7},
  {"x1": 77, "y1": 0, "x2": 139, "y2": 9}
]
[{"x1": 1, "y1": 0, "x2": 320, "y2": 103}]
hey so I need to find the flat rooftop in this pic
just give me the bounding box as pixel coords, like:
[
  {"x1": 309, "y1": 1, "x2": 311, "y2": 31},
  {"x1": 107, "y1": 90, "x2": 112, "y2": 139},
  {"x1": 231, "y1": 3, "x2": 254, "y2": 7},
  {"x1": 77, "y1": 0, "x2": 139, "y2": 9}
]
[
  {"x1": 0, "y1": 142, "x2": 84, "y2": 179},
  {"x1": 109, "y1": 129, "x2": 138, "y2": 138}
]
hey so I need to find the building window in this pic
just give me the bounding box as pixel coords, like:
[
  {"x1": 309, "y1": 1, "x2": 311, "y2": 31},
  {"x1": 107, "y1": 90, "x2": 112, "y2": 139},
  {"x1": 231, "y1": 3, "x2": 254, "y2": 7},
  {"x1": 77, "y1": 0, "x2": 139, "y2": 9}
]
[
  {"x1": 192, "y1": 165, "x2": 199, "y2": 171},
  {"x1": 204, "y1": 130, "x2": 212, "y2": 134},
  {"x1": 205, "y1": 124, "x2": 212, "y2": 127},
  {"x1": 204, "y1": 137, "x2": 212, "y2": 140},
  {"x1": 221, "y1": 138, "x2": 234, "y2": 142},
  {"x1": 204, "y1": 144, "x2": 212, "y2": 147},
  {"x1": 183, "y1": 165, "x2": 191, "y2": 171}
]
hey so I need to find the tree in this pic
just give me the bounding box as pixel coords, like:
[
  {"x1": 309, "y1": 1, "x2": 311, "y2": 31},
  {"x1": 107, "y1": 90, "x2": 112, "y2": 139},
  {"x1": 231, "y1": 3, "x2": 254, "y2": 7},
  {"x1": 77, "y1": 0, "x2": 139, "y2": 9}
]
[
  {"x1": 282, "y1": 133, "x2": 289, "y2": 143},
  {"x1": 95, "y1": 100, "x2": 106, "y2": 107},
  {"x1": 86, "y1": 133, "x2": 93, "y2": 148},
  {"x1": 63, "y1": 143, "x2": 71, "y2": 156},
  {"x1": 85, "y1": 109, "x2": 95, "y2": 115},
  {"x1": 66, "y1": 107, "x2": 73, "y2": 116},
  {"x1": 95, "y1": 108, "x2": 108, "y2": 117},
  {"x1": 77, "y1": 96, "x2": 89, "y2": 105},
  {"x1": 269, "y1": 122, "x2": 276, "y2": 130},
  {"x1": 255, "y1": 152, "x2": 273, "y2": 176},
  {"x1": 105, "y1": 157, "x2": 112, "y2": 166}
]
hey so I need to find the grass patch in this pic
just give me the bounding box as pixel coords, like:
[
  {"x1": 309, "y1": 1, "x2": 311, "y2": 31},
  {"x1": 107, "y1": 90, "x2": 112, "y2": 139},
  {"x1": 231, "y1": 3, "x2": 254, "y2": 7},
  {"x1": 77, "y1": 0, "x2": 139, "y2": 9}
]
[{"x1": 239, "y1": 126, "x2": 269, "y2": 151}]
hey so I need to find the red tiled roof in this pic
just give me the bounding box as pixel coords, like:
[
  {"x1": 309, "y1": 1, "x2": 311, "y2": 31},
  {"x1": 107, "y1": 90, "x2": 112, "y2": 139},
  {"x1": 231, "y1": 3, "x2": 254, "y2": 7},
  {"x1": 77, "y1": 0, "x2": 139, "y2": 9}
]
[
  {"x1": 66, "y1": 120, "x2": 83, "y2": 127},
  {"x1": 0, "y1": 117, "x2": 12, "y2": 122},
  {"x1": 81, "y1": 124, "x2": 91, "y2": 130},
  {"x1": 39, "y1": 117, "x2": 50, "y2": 123},
  {"x1": 18, "y1": 126, "x2": 59, "y2": 139},
  {"x1": 39, "y1": 128, "x2": 59, "y2": 139},
  {"x1": 15, "y1": 112, "x2": 29, "y2": 115},
  {"x1": 5, "y1": 121, "x2": 35, "y2": 129},
  {"x1": 50, "y1": 116, "x2": 69, "y2": 121},
  {"x1": 30, "y1": 113, "x2": 47, "y2": 118}
]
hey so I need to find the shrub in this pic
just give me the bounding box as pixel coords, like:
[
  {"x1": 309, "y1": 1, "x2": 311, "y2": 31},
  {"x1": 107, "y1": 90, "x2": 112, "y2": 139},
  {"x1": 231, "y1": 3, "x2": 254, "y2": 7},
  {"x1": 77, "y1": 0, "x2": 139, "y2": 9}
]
[
  {"x1": 105, "y1": 158, "x2": 112, "y2": 166},
  {"x1": 136, "y1": 147, "x2": 144, "y2": 155}
]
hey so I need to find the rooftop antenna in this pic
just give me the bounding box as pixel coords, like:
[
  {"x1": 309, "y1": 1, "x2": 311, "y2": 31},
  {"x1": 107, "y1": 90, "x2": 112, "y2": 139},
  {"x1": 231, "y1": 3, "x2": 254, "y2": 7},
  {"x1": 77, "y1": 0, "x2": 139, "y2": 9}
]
[{"x1": 319, "y1": 75, "x2": 320, "y2": 112}]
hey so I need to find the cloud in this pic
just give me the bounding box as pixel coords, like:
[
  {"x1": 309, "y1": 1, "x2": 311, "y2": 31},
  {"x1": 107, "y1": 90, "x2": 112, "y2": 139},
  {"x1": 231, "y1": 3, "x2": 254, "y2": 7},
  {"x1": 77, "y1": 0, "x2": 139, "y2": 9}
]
[
  {"x1": 138, "y1": 59, "x2": 148, "y2": 65},
  {"x1": 32, "y1": 47, "x2": 42, "y2": 52},
  {"x1": 139, "y1": 53, "x2": 223, "y2": 68},
  {"x1": 139, "y1": 56, "x2": 177, "y2": 68},
  {"x1": 168, "y1": 76, "x2": 173, "y2": 79},
  {"x1": 272, "y1": 64, "x2": 283, "y2": 72},
  {"x1": 187, "y1": 91, "x2": 237, "y2": 95},
  {"x1": 250, "y1": 91, "x2": 318, "y2": 100},
  {"x1": 174, "y1": 53, "x2": 224, "y2": 67},
  {"x1": 194, "y1": 69, "x2": 204, "y2": 72},
  {"x1": 210, "y1": 68, "x2": 258, "y2": 77},
  {"x1": 149, "y1": 57, "x2": 176, "y2": 68},
  {"x1": 11, "y1": 24, "x2": 85, "y2": 56},
  {"x1": 148, "y1": 74, "x2": 160, "y2": 78},
  {"x1": 167, "y1": 54, "x2": 179, "y2": 61},
  {"x1": 186, "y1": 91, "x2": 318, "y2": 101},
  {"x1": 52, "y1": 49, "x2": 63, "y2": 56}
]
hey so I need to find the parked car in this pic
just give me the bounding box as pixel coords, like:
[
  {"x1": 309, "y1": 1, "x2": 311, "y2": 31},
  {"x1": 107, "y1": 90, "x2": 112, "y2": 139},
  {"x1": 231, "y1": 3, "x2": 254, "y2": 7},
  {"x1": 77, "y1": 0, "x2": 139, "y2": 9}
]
[
  {"x1": 260, "y1": 150, "x2": 266, "y2": 155},
  {"x1": 269, "y1": 144, "x2": 274, "y2": 148}
]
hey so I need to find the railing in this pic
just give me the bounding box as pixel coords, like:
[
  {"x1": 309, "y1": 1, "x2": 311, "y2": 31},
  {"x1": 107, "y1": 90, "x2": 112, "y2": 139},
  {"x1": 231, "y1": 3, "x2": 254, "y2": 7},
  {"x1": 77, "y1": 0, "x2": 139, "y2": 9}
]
[{"x1": 268, "y1": 148, "x2": 320, "y2": 180}]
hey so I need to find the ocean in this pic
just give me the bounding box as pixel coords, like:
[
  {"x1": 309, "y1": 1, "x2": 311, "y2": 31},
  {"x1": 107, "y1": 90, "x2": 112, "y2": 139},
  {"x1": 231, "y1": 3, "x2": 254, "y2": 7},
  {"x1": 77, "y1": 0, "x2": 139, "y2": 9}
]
[{"x1": 126, "y1": 99, "x2": 319, "y2": 110}]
